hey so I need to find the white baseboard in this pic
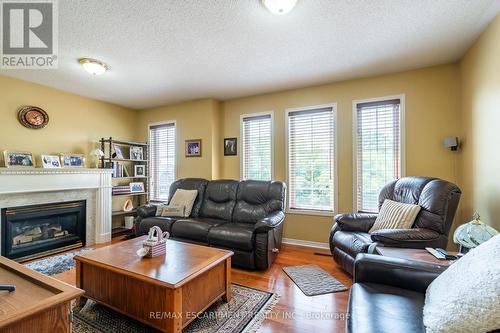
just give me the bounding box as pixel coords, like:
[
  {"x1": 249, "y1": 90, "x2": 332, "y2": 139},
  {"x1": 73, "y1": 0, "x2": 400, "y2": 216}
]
[{"x1": 282, "y1": 238, "x2": 330, "y2": 250}]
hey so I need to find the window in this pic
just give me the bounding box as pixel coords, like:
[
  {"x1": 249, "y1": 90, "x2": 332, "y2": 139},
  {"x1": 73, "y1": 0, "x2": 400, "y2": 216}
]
[
  {"x1": 241, "y1": 113, "x2": 273, "y2": 180},
  {"x1": 287, "y1": 106, "x2": 336, "y2": 212},
  {"x1": 355, "y1": 97, "x2": 403, "y2": 212},
  {"x1": 149, "y1": 122, "x2": 176, "y2": 201}
]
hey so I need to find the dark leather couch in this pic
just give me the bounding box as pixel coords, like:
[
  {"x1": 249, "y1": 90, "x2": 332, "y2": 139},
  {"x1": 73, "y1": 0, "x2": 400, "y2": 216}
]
[
  {"x1": 135, "y1": 178, "x2": 286, "y2": 270},
  {"x1": 347, "y1": 254, "x2": 447, "y2": 333},
  {"x1": 330, "y1": 176, "x2": 461, "y2": 275}
]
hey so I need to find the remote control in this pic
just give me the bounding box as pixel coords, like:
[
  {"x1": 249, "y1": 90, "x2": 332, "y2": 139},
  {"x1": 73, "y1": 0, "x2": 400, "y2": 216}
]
[
  {"x1": 436, "y1": 248, "x2": 458, "y2": 260},
  {"x1": 0, "y1": 285, "x2": 15, "y2": 292},
  {"x1": 425, "y1": 247, "x2": 446, "y2": 260}
]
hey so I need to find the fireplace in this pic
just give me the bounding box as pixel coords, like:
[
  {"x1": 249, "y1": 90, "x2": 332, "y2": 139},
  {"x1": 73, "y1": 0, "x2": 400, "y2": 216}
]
[{"x1": 1, "y1": 200, "x2": 86, "y2": 261}]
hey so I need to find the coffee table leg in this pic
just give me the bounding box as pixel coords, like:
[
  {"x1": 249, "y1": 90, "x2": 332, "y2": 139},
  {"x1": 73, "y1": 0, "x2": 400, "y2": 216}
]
[
  {"x1": 222, "y1": 258, "x2": 231, "y2": 302},
  {"x1": 166, "y1": 288, "x2": 182, "y2": 333}
]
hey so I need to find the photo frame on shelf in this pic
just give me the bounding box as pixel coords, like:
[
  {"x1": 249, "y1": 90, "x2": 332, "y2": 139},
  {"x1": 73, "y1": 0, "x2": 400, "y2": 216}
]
[
  {"x1": 40, "y1": 155, "x2": 61, "y2": 168},
  {"x1": 129, "y1": 182, "x2": 145, "y2": 193},
  {"x1": 135, "y1": 165, "x2": 146, "y2": 177},
  {"x1": 185, "y1": 139, "x2": 202, "y2": 157},
  {"x1": 130, "y1": 146, "x2": 144, "y2": 160},
  {"x1": 224, "y1": 137, "x2": 237, "y2": 156},
  {"x1": 113, "y1": 144, "x2": 125, "y2": 159},
  {"x1": 61, "y1": 154, "x2": 85, "y2": 168},
  {"x1": 3, "y1": 151, "x2": 34, "y2": 168}
]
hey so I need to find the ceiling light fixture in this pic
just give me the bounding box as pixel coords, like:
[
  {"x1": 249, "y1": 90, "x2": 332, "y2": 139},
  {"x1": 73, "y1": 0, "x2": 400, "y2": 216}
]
[
  {"x1": 78, "y1": 58, "x2": 109, "y2": 75},
  {"x1": 262, "y1": 0, "x2": 298, "y2": 15}
]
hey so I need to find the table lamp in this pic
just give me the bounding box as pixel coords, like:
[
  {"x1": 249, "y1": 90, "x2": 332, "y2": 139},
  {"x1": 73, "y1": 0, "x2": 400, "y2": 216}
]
[{"x1": 453, "y1": 213, "x2": 498, "y2": 254}]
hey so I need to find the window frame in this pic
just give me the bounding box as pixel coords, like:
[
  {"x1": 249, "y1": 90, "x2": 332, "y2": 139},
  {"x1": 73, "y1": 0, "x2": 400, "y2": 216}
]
[
  {"x1": 239, "y1": 111, "x2": 275, "y2": 181},
  {"x1": 352, "y1": 94, "x2": 406, "y2": 213},
  {"x1": 148, "y1": 120, "x2": 177, "y2": 203},
  {"x1": 285, "y1": 103, "x2": 338, "y2": 217}
]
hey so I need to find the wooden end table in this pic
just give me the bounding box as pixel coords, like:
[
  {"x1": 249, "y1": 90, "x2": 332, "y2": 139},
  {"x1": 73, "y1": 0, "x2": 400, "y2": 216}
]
[
  {"x1": 75, "y1": 237, "x2": 233, "y2": 333},
  {"x1": 375, "y1": 246, "x2": 457, "y2": 266}
]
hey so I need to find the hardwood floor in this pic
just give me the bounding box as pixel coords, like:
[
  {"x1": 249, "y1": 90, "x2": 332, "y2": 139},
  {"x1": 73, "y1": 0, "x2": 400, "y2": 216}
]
[{"x1": 53, "y1": 239, "x2": 351, "y2": 333}]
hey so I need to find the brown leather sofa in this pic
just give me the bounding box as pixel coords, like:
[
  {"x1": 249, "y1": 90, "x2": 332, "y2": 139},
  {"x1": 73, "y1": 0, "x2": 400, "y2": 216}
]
[
  {"x1": 330, "y1": 177, "x2": 461, "y2": 275},
  {"x1": 347, "y1": 254, "x2": 447, "y2": 333},
  {"x1": 135, "y1": 178, "x2": 286, "y2": 270}
]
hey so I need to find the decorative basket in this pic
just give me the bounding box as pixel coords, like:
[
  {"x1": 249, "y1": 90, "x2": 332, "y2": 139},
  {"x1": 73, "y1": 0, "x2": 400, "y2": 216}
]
[{"x1": 142, "y1": 226, "x2": 169, "y2": 258}]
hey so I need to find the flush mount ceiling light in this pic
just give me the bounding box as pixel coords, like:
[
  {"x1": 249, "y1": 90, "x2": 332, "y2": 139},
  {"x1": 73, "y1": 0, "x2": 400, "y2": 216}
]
[
  {"x1": 78, "y1": 58, "x2": 109, "y2": 75},
  {"x1": 262, "y1": 0, "x2": 298, "y2": 15}
]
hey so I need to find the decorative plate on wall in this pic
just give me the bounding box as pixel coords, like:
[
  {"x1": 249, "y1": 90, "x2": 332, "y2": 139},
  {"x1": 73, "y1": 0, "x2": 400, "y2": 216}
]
[{"x1": 18, "y1": 106, "x2": 49, "y2": 129}]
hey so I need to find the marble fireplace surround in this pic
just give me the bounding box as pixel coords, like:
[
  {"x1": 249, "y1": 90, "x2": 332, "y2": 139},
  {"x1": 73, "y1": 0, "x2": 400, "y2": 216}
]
[{"x1": 0, "y1": 168, "x2": 112, "y2": 251}]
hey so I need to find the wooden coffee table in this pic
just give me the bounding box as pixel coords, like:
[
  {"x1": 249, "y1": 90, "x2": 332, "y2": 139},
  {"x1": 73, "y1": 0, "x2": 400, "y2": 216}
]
[
  {"x1": 74, "y1": 237, "x2": 233, "y2": 332},
  {"x1": 375, "y1": 246, "x2": 457, "y2": 266}
]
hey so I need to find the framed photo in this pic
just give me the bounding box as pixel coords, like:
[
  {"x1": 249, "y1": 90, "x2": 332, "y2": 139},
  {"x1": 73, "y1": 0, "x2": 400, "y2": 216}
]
[
  {"x1": 40, "y1": 155, "x2": 61, "y2": 168},
  {"x1": 224, "y1": 138, "x2": 237, "y2": 156},
  {"x1": 61, "y1": 154, "x2": 85, "y2": 168},
  {"x1": 129, "y1": 182, "x2": 145, "y2": 193},
  {"x1": 113, "y1": 144, "x2": 124, "y2": 159},
  {"x1": 3, "y1": 151, "x2": 34, "y2": 168},
  {"x1": 130, "y1": 146, "x2": 144, "y2": 160},
  {"x1": 134, "y1": 165, "x2": 146, "y2": 177},
  {"x1": 185, "y1": 139, "x2": 202, "y2": 157}
]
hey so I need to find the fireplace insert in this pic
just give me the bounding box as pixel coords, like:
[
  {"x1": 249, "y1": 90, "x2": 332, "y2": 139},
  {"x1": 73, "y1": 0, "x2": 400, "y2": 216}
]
[{"x1": 1, "y1": 200, "x2": 86, "y2": 261}]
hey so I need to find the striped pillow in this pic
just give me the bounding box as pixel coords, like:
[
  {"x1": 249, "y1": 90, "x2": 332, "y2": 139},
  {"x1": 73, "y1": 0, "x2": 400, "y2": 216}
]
[{"x1": 369, "y1": 199, "x2": 421, "y2": 234}]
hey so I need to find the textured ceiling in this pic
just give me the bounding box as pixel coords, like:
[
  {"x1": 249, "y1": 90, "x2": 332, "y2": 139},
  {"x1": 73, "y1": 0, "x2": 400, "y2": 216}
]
[{"x1": 1, "y1": 0, "x2": 499, "y2": 109}]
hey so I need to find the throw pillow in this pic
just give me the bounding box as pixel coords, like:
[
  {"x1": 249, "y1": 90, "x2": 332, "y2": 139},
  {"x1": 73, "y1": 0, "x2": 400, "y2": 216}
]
[
  {"x1": 160, "y1": 205, "x2": 185, "y2": 217},
  {"x1": 169, "y1": 189, "x2": 198, "y2": 217},
  {"x1": 155, "y1": 204, "x2": 168, "y2": 216},
  {"x1": 423, "y1": 235, "x2": 500, "y2": 333},
  {"x1": 369, "y1": 199, "x2": 421, "y2": 233}
]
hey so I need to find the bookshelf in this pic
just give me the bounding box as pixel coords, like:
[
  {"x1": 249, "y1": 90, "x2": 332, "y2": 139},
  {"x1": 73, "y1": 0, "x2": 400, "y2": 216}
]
[{"x1": 100, "y1": 137, "x2": 149, "y2": 236}]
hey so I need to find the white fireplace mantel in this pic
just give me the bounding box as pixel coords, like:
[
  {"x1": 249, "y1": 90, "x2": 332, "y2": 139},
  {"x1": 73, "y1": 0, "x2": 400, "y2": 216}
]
[{"x1": 0, "y1": 168, "x2": 112, "y2": 244}]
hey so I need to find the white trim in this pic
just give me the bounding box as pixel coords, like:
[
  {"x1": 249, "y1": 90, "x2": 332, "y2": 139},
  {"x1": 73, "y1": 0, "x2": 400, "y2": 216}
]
[
  {"x1": 352, "y1": 94, "x2": 406, "y2": 212},
  {"x1": 239, "y1": 111, "x2": 275, "y2": 181},
  {"x1": 284, "y1": 103, "x2": 338, "y2": 215},
  {"x1": 148, "y1": 120, "x2": 177, "y2": 200},
  {"x1": 282, "y1": 238, "x2": 330, "y2": 250}
]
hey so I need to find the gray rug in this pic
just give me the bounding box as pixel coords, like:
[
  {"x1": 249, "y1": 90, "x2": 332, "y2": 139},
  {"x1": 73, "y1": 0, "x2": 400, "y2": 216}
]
[
  {"x1": 73, "y1": 284, "x2": 279, "y2": 333},
  {"x1": 24, "y1": 248, "x2": 93, "y2": 276},
  {"x1": 283, "y1": 264, "x2": 348, "y2": 296}
]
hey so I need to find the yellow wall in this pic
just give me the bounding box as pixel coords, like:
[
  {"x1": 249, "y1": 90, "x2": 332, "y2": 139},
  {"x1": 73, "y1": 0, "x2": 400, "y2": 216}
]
[
  {"x1": 0, "y1": 75, "x2": 137, "y2": 166},
  {"x1": 222, "y1": 65, "x2": 461, "y2": 243},
  {"x1": 458, "y1": 15, "x2": 500, "y2": 232},
  {"x1": 136, "y1": 98, "x2": 222, "y2": 180}
]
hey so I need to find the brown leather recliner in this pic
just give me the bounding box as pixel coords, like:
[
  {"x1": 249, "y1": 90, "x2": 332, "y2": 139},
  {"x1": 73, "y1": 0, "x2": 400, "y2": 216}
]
[{"x1": 329, "y1": 176, "x2": 461, "y2": 275}]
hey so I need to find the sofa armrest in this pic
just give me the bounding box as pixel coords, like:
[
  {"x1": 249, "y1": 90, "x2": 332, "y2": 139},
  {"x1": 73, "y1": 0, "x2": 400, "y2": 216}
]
[
  {"x1": 136, "y1": 204, "x2": 157, "y2": 218},
  {"x1": 354, "y1": 254, "x2": 447, "y2": 293},
  {"x1": 335, "y1": 213, "x2": 377, "y2": 232},
  {"x1": 370, "y1": 228, "x2": 441, "y2": 246},
  {"x1": 254, "y1": 211, "x2": 285, "y2": 233}
]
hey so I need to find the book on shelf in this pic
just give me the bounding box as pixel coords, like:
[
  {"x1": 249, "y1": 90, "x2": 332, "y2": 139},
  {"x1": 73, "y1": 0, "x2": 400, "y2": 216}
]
[
  {"x1": 111, "y1": 162, "x2": 130, "y2": 178},
  {"x1": 112, "y1": 185, "x2": 131, "y2": 195}
]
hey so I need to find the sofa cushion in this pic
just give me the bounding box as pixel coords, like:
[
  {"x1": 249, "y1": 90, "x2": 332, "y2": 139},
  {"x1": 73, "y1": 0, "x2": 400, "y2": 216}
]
[
  {"x1": 169, "y1": 189, "x2": 198, "y2": 217},
  {"x1": 137, "y1": 217, "x2": 177, "y2": 235},
  {"x1": 333, "y1": 231, "x2": 373, "y2": 257},
  {"x1": 208, "y1": 223, "x2": 255, "y2": 251},
  {"x1": 170, "y1": 218, "x2": 227, "y2": 242},
  {"x1": 347, "y1": 283, "x2": 425, "y2": 333},
  {"x1": 199, "y1": 180, "x2": 239, "y2": 221},
  {"x1": 168, "y1": 178, "x2": 209, "y2": 217},
  {"x1": 369, "y1": 199, "x2": 421, "y2": 233},
  {"x1": 233, "y1": 180, "x2": 286, "y2": 224}
]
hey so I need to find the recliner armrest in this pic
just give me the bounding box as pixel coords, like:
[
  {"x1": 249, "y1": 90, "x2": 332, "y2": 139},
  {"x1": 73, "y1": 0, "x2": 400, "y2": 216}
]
[
  {"x1": 354, "y1": 254, "x2": 447, "y2": 293},
  {"x1": 335, "y1": 213, "x2": 377, "y2": 232},
  {"x1": 136, "y1": 204, "x2": 157, "y2": 218},
  {"x1": 370, "y1": 228, "x2": 440, "y2": 246},
  {"x1": 254, "y1": 211, "x2": 285, "y2": 233}
]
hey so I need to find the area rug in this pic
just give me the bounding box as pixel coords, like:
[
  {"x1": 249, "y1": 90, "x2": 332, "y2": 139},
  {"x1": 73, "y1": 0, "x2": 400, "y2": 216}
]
[
  {"x1": 24, "y1": 248, "x2": 94, "y2": 276},
  {"x1": 283, "y1": 264, "x2": 348, "y2": 296},
  {"x1": 73, "y1": 284, "x2": 279, "y2": 333}
]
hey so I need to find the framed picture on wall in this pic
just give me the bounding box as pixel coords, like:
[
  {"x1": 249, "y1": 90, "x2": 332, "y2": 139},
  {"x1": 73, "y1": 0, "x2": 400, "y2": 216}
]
[
  {"x1": 224, "y1": 138, "x2": 237, "y2": 156},
  {"x1": 185, "y1": 139, "x2": 202, "y2": 157}
]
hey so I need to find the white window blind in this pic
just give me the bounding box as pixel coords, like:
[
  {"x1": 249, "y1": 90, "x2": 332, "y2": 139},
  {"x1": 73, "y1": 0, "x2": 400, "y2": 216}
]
[
  {"x1": 287, "y1": 107, "x2": 335, "y2": 212},
  {"x1": 241, "y1": 114, "x2": 272, "y2": 181},
  {"x1": 356, "y1": 99, "x2": 401, "y2": 212},
  {"x1": 149, "y1": 122, "x2": 176, "y2": 201}
]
